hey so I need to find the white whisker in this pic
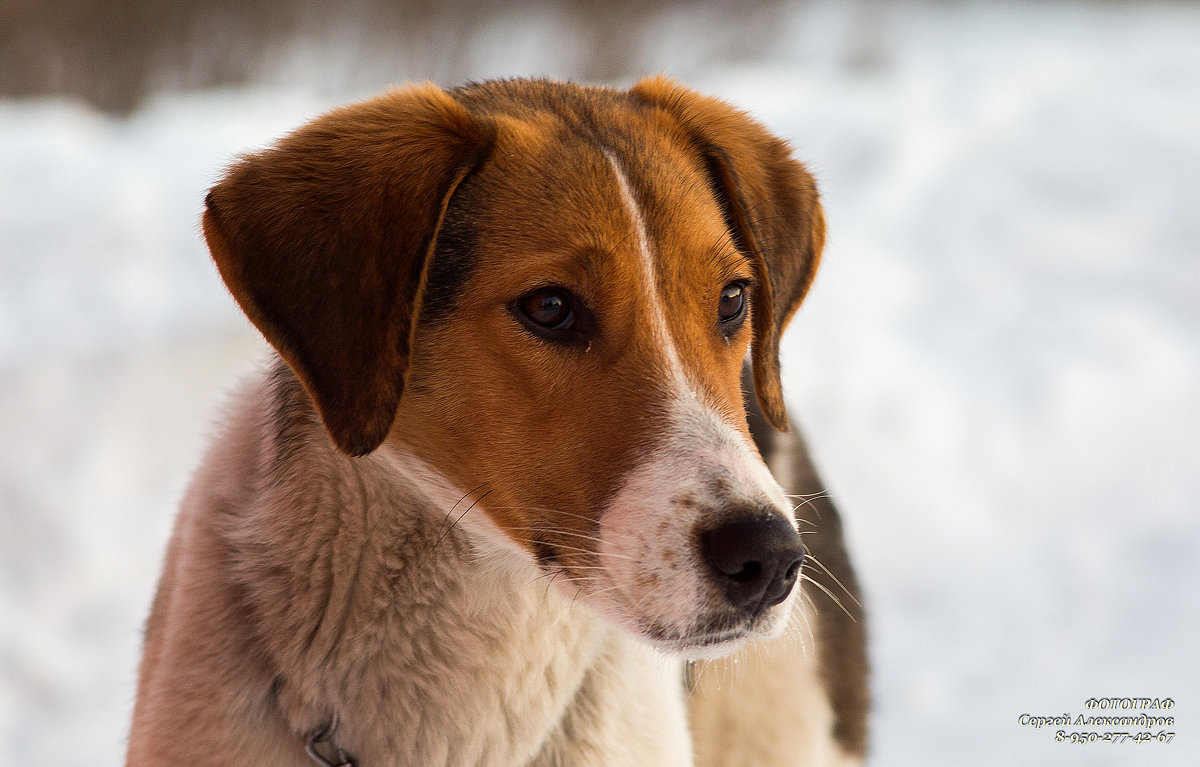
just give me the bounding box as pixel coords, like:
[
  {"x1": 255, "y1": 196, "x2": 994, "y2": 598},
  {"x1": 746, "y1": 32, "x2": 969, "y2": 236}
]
[{"x1": 805, "y1": 552, "x2": 863, "y2": 607}]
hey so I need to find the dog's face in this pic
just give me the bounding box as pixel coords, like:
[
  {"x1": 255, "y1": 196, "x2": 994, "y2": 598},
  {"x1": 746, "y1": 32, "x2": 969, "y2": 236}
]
[{"x1": 202, "y1": 78, "x2": 825, "y2": 654}]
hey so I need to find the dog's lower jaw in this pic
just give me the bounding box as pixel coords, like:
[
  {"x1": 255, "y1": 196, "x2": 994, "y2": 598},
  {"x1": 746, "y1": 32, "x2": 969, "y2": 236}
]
[
  {"x1": 648, "y1": 598, "x2": 802, "y2": 661},
  {"x1": 129, "y1": 374, "x2": 693, "y2": 767}
]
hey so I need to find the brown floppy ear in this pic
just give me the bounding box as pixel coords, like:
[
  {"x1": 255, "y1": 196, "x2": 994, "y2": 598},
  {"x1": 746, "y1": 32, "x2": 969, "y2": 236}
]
[
  {"x1": 203, "y1": 84, "x2": 495, "y2": 456},
  {"x1": 631, "y1": 75, "x2": 826, "y2": 431}
]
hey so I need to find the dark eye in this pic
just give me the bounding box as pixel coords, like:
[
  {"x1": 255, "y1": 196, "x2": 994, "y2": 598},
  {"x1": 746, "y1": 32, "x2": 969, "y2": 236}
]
[
  {"x1": 511, "y1": 286, "x2": 592, "y2": 345},
  {"x1": 518, "y1": 287, "x2": 575, "y2": 329},
  {"x1": 718, "y1": 281, "x2": 747, "y2": 325}
]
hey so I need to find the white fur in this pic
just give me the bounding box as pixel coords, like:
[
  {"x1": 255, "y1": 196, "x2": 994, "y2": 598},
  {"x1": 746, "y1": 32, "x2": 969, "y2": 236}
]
[
  {"x1": 366, "y1": 442, "x2": 695, "y2": 766},
  {"x1": 378, "y1": 443, "x2": 539, "y2": 577},
  {"x1": 603, "y1": 149, "x2": 690, "y2": 389},
  {"x1": 593, "y1": 396, "x2": 799, "y2": 656}
]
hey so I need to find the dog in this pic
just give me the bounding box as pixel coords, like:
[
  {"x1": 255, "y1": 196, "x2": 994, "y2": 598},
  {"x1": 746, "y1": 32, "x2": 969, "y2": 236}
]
[{"x1": 126, "y1": 77, "x2": 868, "y2": 766}]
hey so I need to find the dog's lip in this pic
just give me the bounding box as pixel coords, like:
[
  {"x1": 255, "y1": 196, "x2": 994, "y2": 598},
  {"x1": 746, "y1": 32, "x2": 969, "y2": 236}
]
[
  {"x1": 678, "y1": 628, "x2": 748, "y2": 648},
  {"x1": 641, "y1": 613, "x2": 761, "y2": 654},
  {"x1": 642, "y1": 627, "x2": 751, "y2": 657}
]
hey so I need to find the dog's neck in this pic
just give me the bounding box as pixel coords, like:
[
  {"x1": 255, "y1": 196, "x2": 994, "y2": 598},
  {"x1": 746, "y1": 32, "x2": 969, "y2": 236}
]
[{"x1": 216, "y1": 363, "x2": 690, "y2": 765}]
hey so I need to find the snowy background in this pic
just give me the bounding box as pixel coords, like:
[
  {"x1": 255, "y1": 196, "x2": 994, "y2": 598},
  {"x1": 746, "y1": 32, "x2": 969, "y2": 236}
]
[{"x1": 2, "y1": 1, "x2": 1198, "y2": 765}]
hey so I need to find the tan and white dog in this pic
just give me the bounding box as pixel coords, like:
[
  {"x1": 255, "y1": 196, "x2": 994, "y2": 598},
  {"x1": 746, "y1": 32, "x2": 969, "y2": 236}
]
[{"x1": 127, "y1": 77, "x2": 868, "y2": 767}]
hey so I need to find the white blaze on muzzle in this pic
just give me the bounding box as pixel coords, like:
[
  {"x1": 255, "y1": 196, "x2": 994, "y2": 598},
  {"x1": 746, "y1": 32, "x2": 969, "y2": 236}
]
[
  {"x1": 590, "y1": 397, "x2": 801, "y2": 654},
  {"x1": 581, "y1": 149, "x2": 802, "y2": 654}
]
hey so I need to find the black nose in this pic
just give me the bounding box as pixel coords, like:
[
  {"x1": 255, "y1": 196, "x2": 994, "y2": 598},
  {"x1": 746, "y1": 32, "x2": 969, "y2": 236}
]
[{"x1": 700, "y1": 514, "x2": 804, "y2": 611}]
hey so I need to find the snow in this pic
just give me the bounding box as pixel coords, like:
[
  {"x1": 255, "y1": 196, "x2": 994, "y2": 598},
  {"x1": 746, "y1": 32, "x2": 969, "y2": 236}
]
[{"x1": 2, "y1": 2, "x2": 1197, "y2": 765}]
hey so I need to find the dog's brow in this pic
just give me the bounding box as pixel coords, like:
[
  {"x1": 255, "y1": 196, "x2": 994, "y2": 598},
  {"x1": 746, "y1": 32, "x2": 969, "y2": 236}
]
[{"x1": 707, "y1": 244, "x2": 753, "y2": 279}]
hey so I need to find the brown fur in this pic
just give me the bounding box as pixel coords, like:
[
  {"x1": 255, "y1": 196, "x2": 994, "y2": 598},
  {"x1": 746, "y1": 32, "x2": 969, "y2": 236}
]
[
  {"x1": 204, "y1": 84, "x2": 497, "y2": 456},
  {"x1": 129, "y1": 78, "x2": 867, "y2": 766},
  {"x1": 631, "y1": 76, "x2": 826, "y2": 430}
]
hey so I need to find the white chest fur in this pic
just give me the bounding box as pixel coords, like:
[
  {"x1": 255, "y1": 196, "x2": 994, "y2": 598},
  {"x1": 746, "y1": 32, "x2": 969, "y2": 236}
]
[{"x1": 233, "y1": 413, "x2": 694, "y2": 766}]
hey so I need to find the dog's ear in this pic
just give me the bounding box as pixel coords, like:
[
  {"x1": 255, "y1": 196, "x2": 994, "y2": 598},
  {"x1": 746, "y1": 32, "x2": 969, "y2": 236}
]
[
  {"x1": 203, "y1": 84, "x2": 495, "y2": 456},
  {"x1": 631, "y1": 76, "x2": 825, "y2": 431}
]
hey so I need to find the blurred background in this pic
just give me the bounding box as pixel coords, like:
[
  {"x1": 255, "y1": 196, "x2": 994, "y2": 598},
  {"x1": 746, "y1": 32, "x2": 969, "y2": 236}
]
[{"x1": 2, "y1": 1, "x2": 1197, "y2": 764}]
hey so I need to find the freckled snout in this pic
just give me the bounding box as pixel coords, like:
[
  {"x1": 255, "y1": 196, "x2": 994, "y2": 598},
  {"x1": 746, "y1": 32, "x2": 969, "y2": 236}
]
[{"x1": 700, "y1": 514, "x2": 804, "y2": 612}]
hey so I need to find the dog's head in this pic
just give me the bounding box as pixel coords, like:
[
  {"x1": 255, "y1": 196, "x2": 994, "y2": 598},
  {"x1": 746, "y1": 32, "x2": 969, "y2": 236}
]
[{"x1": 203, "y1": 78, "x2": 826, "y2": 655}]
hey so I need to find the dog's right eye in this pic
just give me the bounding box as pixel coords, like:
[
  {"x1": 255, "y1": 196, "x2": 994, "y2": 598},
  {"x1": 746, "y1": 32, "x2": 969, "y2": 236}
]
[
  {"x1": 519, "y1": 288, "x2": 575, "y2": 329},
  {"x1": 511, "y1": 286, "x2": 590, "y2": 345}
]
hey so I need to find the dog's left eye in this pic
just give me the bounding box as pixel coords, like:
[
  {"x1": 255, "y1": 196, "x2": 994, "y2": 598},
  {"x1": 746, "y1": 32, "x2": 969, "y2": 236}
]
[{"x1": 718, "y1": 281, "x2": 748, "y2": 325}]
